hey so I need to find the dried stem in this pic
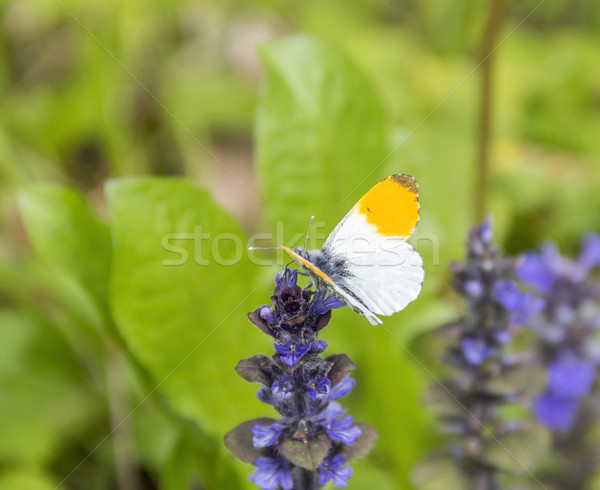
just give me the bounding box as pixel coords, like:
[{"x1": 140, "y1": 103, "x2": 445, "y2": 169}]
[{"x1": 476, "y1": 0, "x2": 504, "y2": 221}]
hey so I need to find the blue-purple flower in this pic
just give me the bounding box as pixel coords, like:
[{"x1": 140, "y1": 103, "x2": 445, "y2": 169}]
[
  {"x1": 533, "y1": 394, "x2": 579, "y2": 432},
  {"x1": 271, "y1": 380, "x2": 293, "y2": 400},
  {"x1": 274, "y1": 341, "x2": 312, "y2": 366},
  {"x1": 274, "y1": 340, "x2": 328, "y2": 367},
  {"x1": 515, "y1": 251, "x2": 557, "y2": 293},
  {"x1": 318, "y1": 402, "x2": 361, "y2": 446},
  {"x1": 251, "y1": 423, "x2": 286, "y2": 448},
  {"x1": 319, "y1": 455, "x2": 353, "y2": 488},
  {"x1": 307, "y1": 377, "x2": 331, "y2": 400},
  {"x1": 275, "y1": 268, "x2": 298, "y2": 291},
  {"x1": 250, "y1": 457, "x2": 293, "y2": 490},
  {"x1": 309, "y1": 289, "x2": 346, "y2": 315},
  {"x1": 259, "y1": 305, "x2": 276, "y2": 323},
  {"x1": 494, "y1": 280, "x2": 544, "y2": 325},
  {"x1": 460, "y1": 337, "x2": 493, "y2": 366},
  {"x1": 547, "y1": 355, "x2": 596, "y2": 399}
]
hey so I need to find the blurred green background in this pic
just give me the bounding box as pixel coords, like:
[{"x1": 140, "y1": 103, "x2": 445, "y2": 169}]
[{"x1": 1, "y1": 0, "x2": 599, "y2": 488}]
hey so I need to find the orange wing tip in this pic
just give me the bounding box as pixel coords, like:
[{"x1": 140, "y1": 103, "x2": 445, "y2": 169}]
[{"x1": 388, "y1": 174, "x2": 418, "y2": 194}]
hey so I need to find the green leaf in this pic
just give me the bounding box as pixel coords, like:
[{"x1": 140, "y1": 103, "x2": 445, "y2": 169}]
[
  {"x1": 224, "y1": 418, "x2": 276, "y2": 464},
  {"x1": 106, "y1": 177, "x2": 266, "y2": 436},
  {"x1": 17, "y1": 184, "x2": 111, "y2": 306},
  {"x1": 278, "y1": 432, "x2": 331, "y2": 471},
  {"x1": 256, "y1": 34, "x2": 389, "y2": 241}
]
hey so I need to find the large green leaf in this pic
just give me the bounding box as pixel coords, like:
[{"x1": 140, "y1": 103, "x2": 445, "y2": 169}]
[
  {"x1": 17, "y1": 184, "x2": 111, "y2": 305},
  {"x1": 256, "y1": 34, "x2": 389, "y2": 243},
  {"x1": 107, "y1": 177, "x2": 267, "y2": 441},
  {"x1": 17, "y1": 184, "x2": 112, "y2": 337}
]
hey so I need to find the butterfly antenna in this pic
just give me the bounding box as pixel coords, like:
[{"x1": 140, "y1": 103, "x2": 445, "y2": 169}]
[{"x1": 303, "y1": 216, "x2": 315, "y2": 249}]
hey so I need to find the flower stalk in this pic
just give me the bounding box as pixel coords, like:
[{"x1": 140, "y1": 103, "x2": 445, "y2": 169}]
[
  {"x1": 516, "y1": 234, "x2": 600, "y2": 488},
  {"x1": 424, "y1": 218, "x2": 541, "y2": 489},
  {"x1": 225, "y1": 269, "x2": 378, "y2": 489}
]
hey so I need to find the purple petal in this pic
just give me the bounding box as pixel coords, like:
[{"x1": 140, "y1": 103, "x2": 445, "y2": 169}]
[
  {"x1": 548, "y1": 355, "x2": 597, "y2": 399},
  {"x1": 533, "y1": 393, "x2": 579, "y2": 432},
  {"x1": 259, "y1": 305, "x2": 276, "y2": 323},
  {"x1": 307, "y1": 377, "x2": 331, "y2": 401},
  {"x1": 319, "y1": 455, "x2": 353, "y2": 488},
  {"x1": 274, "y1": 341, "x2": 312, "y2": 367},
  {"x1": 271, "y1": 381, "x2": 293, "y2": 400},
  {"x1": 316, "y1": 401, "x2": 346, "y2": 422},
  {"x1": 275, "y1": 269, "x2": 298, "y2": 291},
  {"x1": 579, "y1": 233, "x2": 600, "y2": 271},
  {"x1": 251, "y1": 457, "x2": 293, "y2": 490},
  {"x1": 325, "y1": 416, "x2": 362, "y2": 445},
  {"x1": 310, "y1": 290, "x2": 345, "y2": 315},
  {"x1": 463, "y1": 280, "x2": 483, "y2": 297},
  {"x1": 516, "y1": 253, "x2": 556, "y2": 293},
  {"x1": 461, "y1": 337, "x2": 492, "y2": 366},
  {"x1": 251, "y1": 423, "x2": 286, "y2": 448},
  {"x1": 328, "y1": 376, "x2": 356, "y2": 400},
  {"x1": 311, "y1": 340, "x2": 328, "y2": 353},
  {"x1": 495, "y1": 280, "x2": 544, "y2": 325}
]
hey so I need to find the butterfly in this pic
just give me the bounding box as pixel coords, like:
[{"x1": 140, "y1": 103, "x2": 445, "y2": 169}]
[{"x1": 252, "y1": 174, "x2": 424, "y2": 325}]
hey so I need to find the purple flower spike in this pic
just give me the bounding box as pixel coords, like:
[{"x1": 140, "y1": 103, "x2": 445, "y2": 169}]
[
  {"x1": 321, "y1": 414, "x2": 361, "y2": 446},
  {"x1": 547, "y1": 355, "x2": 597, "y2": 399},
  {"x1": 319, "y1": 455, "x2": 353, "y2": 488},
  {"x1": 309, "y1": 289, "x2": 346, "y2": 315},
  {"x1": 275, "y1": 269, "x2": 298, "y2": 291},
  {"x1": 461, "y1": 337, "x2": 492, "y2": 365},
  {"x1": 250, "y1": 457, "x2": 293, "y2": 490},
  {"x1": 533, "y1": 393, "x2": 580, "y2": 432},
  {"x1": 274, "y1": 341, "x2": 312, "y2": 367},
  {"x1": 271, "y1": 380, "x2": 293, "y2": 400},
  {"x1": 328, "y1": 376, "x2": 356, "y2": 400},
  {"x1": 579, "y1": 233, "x2": 600, "y2": 271},
  {"x1": 307, "y1": 377, "x2": 331, "y2": 400},
  {"x1": 251, "y1": 423, "x2": 286, "y2": 448}
]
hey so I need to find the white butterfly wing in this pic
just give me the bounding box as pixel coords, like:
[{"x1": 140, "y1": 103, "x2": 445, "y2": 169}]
[
  {"x1": 322, "y1": 174, "x2": 424, "y2": 320},
  {"x1": 329, "y1": 240, "x2": 424, "y2": 317}
]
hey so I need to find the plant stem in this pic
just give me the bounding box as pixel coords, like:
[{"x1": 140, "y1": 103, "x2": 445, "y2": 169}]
[
  {"x1": 105, "y1": 341, "x2": 141, "y2": 490},
  {"x1": 292, "y1": 467, "x2": 322, "y2": 490},
  {"x1": 476, "y1": 0, "x2": 504, "y2": 221}
]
